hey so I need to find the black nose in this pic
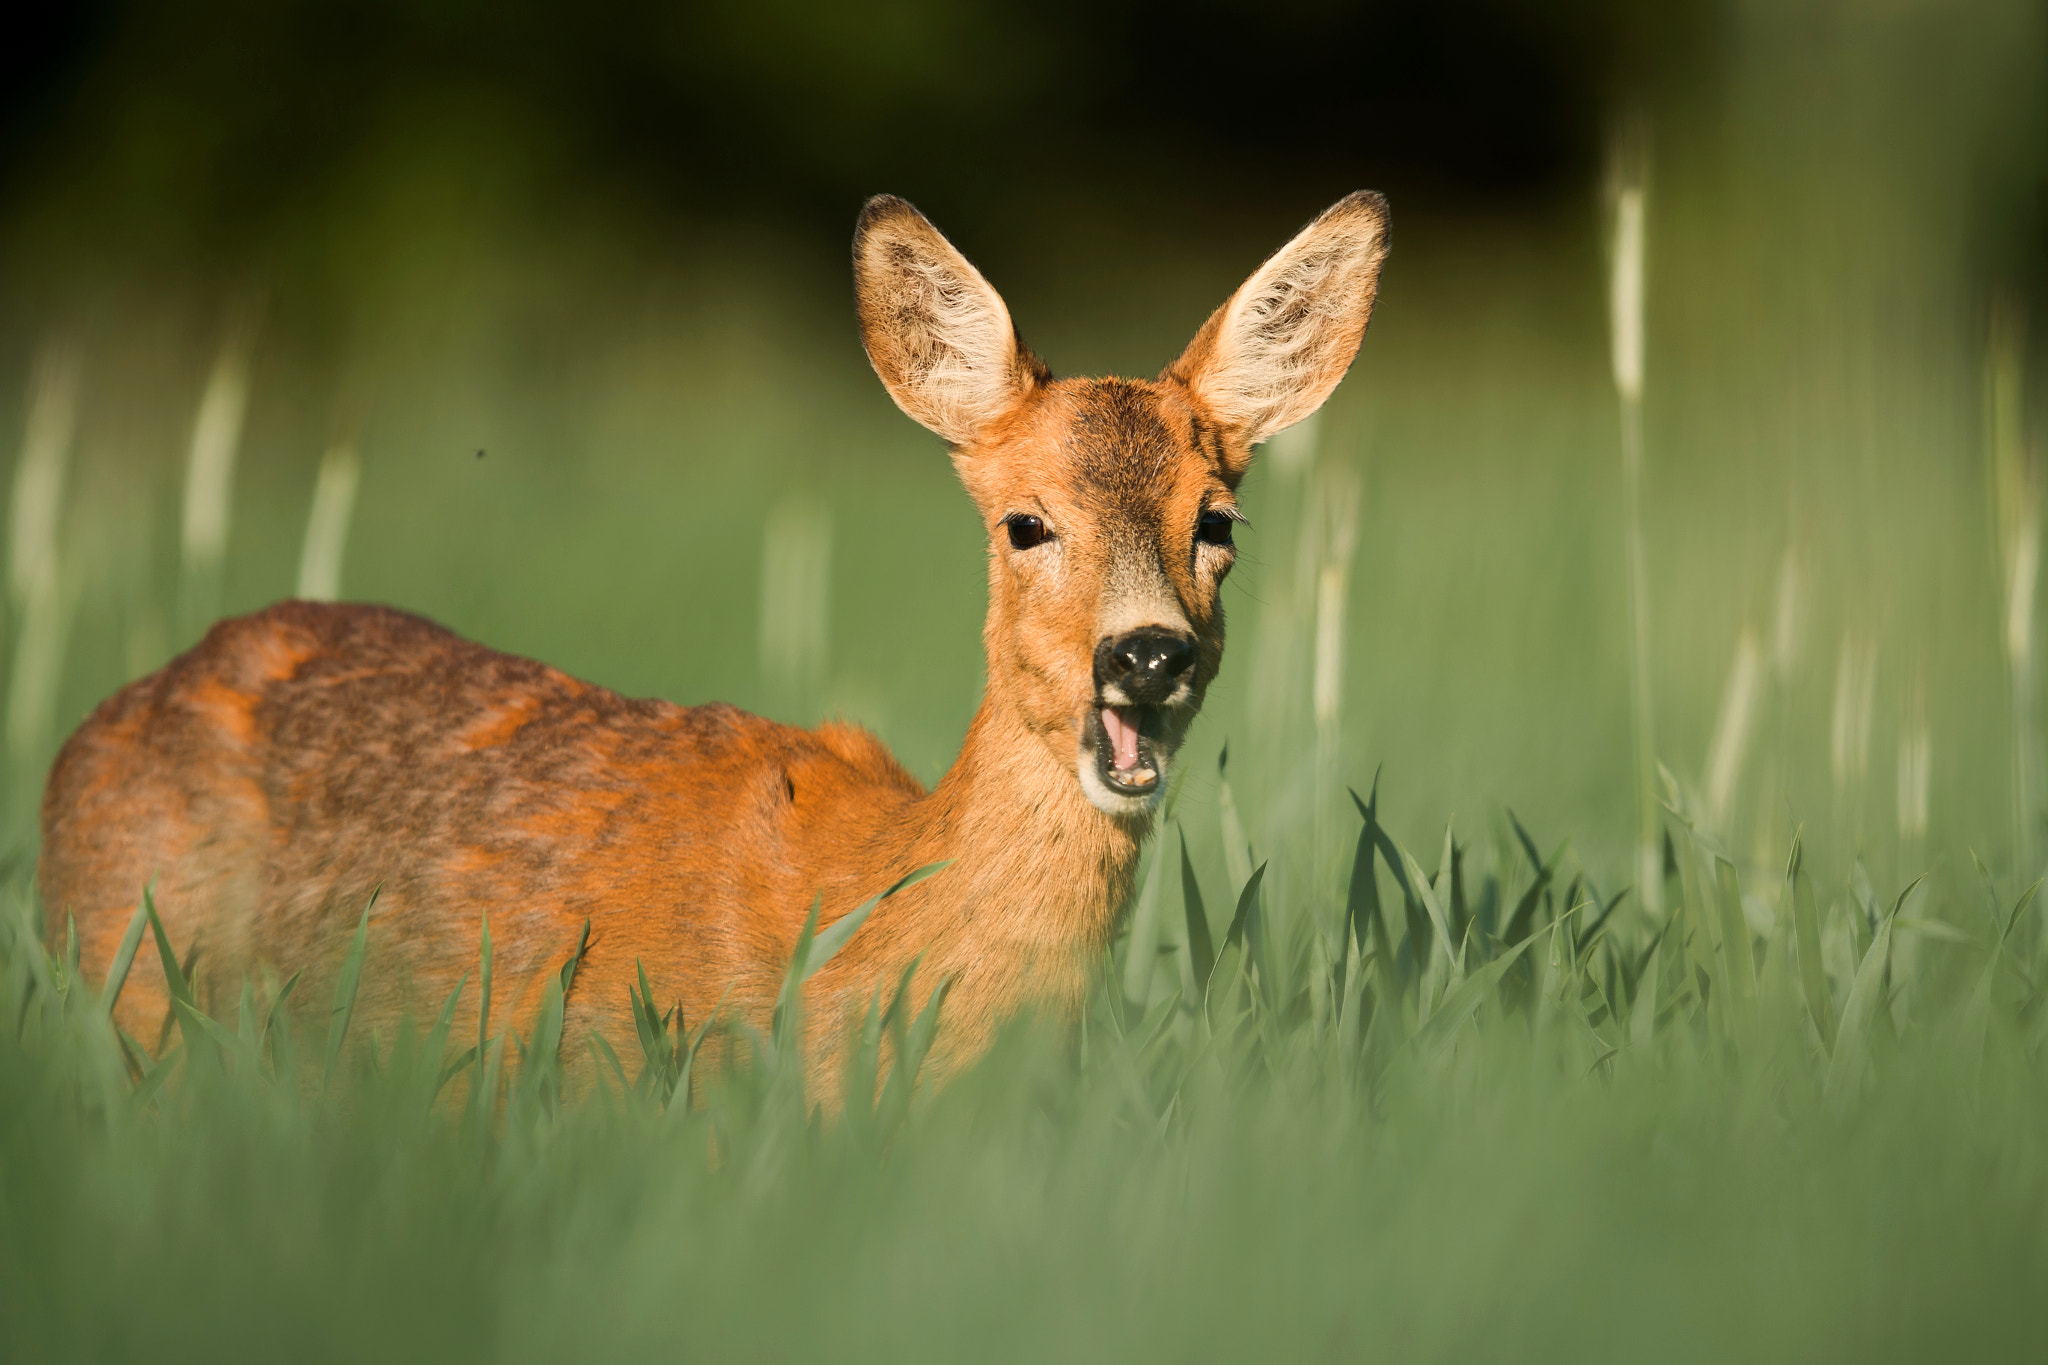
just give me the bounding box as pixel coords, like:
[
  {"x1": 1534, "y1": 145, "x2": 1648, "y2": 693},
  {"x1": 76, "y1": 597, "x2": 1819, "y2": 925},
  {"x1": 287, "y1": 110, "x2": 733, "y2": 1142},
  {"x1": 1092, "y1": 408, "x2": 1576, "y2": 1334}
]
[{"x1": 1096, "y1": 628, "x2": 1197, "y2": 703}]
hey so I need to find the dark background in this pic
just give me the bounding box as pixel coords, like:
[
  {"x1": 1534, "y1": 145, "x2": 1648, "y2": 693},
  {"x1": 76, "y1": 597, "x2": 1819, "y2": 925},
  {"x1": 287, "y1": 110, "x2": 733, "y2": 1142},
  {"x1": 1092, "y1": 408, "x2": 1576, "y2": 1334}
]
[
  {"x1": 0, "y1": 0, "x2": 2043, "y2": 871},
  {"x1": 5, "y1": 2, "x2": 1716, "y2": 257}
]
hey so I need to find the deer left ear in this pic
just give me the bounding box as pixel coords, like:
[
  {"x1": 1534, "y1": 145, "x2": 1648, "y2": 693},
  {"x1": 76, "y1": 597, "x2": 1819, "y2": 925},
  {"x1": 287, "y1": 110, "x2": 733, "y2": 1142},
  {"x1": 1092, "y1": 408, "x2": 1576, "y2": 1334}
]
[
  {"x1": 854, "y1": 196, "x2": 1049, "y2": 448},
  {"x1": 1163, "y1": 192, "x2": 1389, "y2": 463}
]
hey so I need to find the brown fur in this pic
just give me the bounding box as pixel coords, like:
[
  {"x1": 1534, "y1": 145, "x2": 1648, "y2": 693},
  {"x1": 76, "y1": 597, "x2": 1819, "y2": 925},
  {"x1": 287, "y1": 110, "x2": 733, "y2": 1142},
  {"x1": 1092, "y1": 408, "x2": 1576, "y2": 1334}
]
[{"x1": 39, "y1": 192, "x2": 1389, "y2": 1093}]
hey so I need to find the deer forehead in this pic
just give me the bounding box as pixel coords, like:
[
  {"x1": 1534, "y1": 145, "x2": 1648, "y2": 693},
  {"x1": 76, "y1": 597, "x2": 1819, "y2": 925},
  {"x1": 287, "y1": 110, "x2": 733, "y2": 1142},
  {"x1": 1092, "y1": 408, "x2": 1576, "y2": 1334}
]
[{"x1": 983, "y1": 379, "x2": 1222, "y2": 529}]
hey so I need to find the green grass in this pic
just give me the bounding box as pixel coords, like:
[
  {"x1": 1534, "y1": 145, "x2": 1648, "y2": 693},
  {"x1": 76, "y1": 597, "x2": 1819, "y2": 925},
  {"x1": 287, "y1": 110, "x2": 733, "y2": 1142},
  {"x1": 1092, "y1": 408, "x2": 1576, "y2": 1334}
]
[
  {"x1": 3, "y1": 8, "x2": 2047, "y2": 1356},
  {"x1": 3, "y1": 773, "x2": 2045, "y2": 1362}
]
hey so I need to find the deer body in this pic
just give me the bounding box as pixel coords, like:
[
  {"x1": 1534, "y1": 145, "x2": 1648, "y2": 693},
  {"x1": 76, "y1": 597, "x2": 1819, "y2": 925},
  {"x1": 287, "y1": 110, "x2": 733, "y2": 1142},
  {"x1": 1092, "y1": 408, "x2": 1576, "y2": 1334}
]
[
  {"x1": 40, "y1": 192, "x2": 1388, "y2": 1087},
  {"x1": 42, "y1": 599, "x2": 1129, "y2": 1077}
]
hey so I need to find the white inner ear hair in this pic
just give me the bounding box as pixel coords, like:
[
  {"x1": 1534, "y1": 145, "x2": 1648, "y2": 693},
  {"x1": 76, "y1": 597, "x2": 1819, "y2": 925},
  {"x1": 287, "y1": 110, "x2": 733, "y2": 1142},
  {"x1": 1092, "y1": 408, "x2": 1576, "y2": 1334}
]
[
  {"x1": 884, "y1": 241, "x2": 1018, "y2": 443},
  {"x1": 1208, "y1": 233, "x2": 1378, "y2": 440}
]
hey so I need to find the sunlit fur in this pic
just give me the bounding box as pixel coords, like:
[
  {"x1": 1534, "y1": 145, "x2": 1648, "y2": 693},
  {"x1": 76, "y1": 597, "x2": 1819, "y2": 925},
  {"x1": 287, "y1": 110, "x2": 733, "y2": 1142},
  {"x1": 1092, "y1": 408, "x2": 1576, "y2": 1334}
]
[
  {"x1": 854, "y1": 197, "x2": 1045, "y2": 447},
  {"x1": 1166, "y1": 191, "x2": 1389, "y2": 451},
  {"x1": 39, "y1": 193, "x2": 1388, "y2": 1095}
]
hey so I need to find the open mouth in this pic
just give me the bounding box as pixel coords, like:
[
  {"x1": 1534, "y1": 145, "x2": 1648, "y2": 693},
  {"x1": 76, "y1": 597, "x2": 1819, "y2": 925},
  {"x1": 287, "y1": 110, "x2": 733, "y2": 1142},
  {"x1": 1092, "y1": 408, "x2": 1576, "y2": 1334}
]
[{"x1": 1093, "y1": 703, "x2": 1167, "y2": 798}]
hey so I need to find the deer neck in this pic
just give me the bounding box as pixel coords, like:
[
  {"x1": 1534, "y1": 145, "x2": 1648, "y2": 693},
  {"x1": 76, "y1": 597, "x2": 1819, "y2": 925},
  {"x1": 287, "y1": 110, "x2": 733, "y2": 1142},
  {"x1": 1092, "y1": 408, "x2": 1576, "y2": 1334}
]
[
  {"x1": 931, "y1": 692, "x2": 1144, "y2": 946},
  {"x1": 837, "y1": 690, "x2": 1147, "y2": 1062}
]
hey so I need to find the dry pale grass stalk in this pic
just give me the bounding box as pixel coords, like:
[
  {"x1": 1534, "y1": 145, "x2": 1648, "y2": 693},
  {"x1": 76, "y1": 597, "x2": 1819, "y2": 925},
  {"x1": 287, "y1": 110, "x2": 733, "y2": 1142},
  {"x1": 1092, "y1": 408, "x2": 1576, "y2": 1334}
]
[
  {"x1": 1830, "y1": 631, "x2": 1878, "y2": 847},
  {"x1": 1704, "y1": 626, "x2": 1763, "y2": 833},
  {"x1": 1312, "y1": 462, "x2": 1361, "y2": 920},
  {"x1": 295, "y1": 444, "x2": 362, "y2": 602},
  {"x1": 1896, "y1": 681, "x2": 1930, "y2": 846},
  {"x1": 6, "y1": 577, "x2": 73, "y2": 769},
  {"x1": 1988, "y1": 304, "x2": 2041, "y2": 874},
  {"x1": 1747, "y1": 544, "x2": 1804, "y2": 874},
  {"x1": 1265, "y1": 410, "x2": 1320, "y2": 480},
  {"x1": 1770, "y1": 545, "x2": 1802, "y2": 681},
  {"x1": 177, "y1": 320, "x2": 258, "y2": 639},
  {"x1": 759, "y1": 496, "x2": 833, "y2": 700},
  {"x1": 4, "y1": 343, "x2": 82, "y2": 772},
  {"x1": 8, "y1": 344, "x2": 78, "y2": 612},
  {"x1": 1245, "y1": 415, "x2": 1325, "y2": 760},
  {"x1": 1312, "y1": 466, "x2": 1361, "y2": 737},
  {"x1": 1608, "y1": 120, "x2": 1659, "y2": 912},
  {"x1": 181, "y1": 336, "x2": 252, "y2": 577},
  {"x1": 1610, "y1": 189, "x2": 1645, "y2": 407}
]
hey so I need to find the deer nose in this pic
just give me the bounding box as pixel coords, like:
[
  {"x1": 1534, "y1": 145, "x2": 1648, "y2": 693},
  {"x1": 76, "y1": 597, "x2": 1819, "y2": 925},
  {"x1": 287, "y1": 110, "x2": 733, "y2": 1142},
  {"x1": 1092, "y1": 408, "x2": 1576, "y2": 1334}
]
[{"x1": 1096, "y1": 628, "x2": 1197, "y2": 704}]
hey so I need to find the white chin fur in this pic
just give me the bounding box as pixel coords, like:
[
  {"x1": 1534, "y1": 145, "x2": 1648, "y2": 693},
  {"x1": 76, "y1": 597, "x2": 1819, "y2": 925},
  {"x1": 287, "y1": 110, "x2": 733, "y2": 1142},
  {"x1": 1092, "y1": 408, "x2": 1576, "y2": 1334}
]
[{"x1": 1078, "y1": 751, "x2": 1166, "y2": 818}]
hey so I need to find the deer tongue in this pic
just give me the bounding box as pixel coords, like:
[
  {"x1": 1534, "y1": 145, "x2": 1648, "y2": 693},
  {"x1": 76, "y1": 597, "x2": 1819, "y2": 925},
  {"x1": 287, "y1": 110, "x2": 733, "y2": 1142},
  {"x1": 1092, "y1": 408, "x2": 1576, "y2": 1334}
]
[{"x1": 1101, "y1": 707, "x2": 1141, "y2": 772}]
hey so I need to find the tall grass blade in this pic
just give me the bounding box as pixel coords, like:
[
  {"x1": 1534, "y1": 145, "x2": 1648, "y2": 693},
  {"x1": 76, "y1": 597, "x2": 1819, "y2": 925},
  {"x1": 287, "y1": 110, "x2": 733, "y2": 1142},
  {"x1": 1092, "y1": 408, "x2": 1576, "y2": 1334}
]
[
  {"x1": 419, "y1": 970, "x2": 470, "y2": 1104},
  {"x1": 558, "y1": 918, "x2": 591, "y2": 998},
  {"x1": 529, "y1": 975, "x2": 567, "y2": 1102},
  {"x1": 1629, "y1": 933, "x2": 1662, "y2": 1047},
  {"x1": 773, "y1": 893, "x2": 825, "y2": 1056},
  {"x1": 236, "y1": 979, "x2": 259, "y2": 1054},
  {"x1": 130, "y1": 1046, "x2": 179, "y2": 1111},
  {"x1": 1712, "y1": 857, "x2": 1756, "y2": 1001},
  {"x1": 173, "y1": 996, "x2": 244, "y2": 1062},
  {"x1": 586, "y1": 1032, "x2": 629, "y2": 1095},
  {"x1": 477, "y1": 911, "x2": 493, "y2": 1064},
  {"x1": 843, "y1": 986, "x2": 887, "y2": 1138},
  {"x1": 323, "y1": 891, "x2": 377, "y2": 1094},
  {"x1": 1345, "y1": 784, "x2": 1391, "y2": 962},
  {"x1": 1179, "y1": 828, "x2": 1214, "y2": 992},
  {"x1": 1217, "y1": 743, "x2": 1254, "y2": 892},
  {"x1": 99, "y1": 892, "x2": 150, "y2": 1017},
  {"x1": 880, "y1": 953, "x2": 923, "y2": 1054},
  {"x1": 436, "y1": 1045, "x2": 479, "y2": 1097},
  {"x1": 630, "y1": 959, "x2": 671, "y2": 1092},
  {"x1": 1416, "y1": 932, "x2": 1539, "y2": 1059},
  {"x1": 141, "y1": 886, "x2": 207, "y2": 1064},
  {"x1": 1220, "y1": 862, "x2": 1268, "y2": 991},
  {"x1": 262, "y1": 970, "x2": 301, "y2": 1080},
  {"x1": 1122, "y1": 835, "x2": 1170, "y2": 1008},
  {"x1": 806, "y1": 861, "x2": 948, "y2": 984},
  {"x1": 1824, "y1": 878, "x2": 1918, "y2": 1112},
  {"x1": 667, "y1": 983, "x2": 732, "y2": 1124},
  {"x1": 1787, "y1": 835, "x2": 1834, "y2": 1045},
  {"x1": 875, "y1": 975, "x2": 954, "y2": 1144},
  {"x1": 1398, "y1": 847, "x2": 1456, "y2": 971}
]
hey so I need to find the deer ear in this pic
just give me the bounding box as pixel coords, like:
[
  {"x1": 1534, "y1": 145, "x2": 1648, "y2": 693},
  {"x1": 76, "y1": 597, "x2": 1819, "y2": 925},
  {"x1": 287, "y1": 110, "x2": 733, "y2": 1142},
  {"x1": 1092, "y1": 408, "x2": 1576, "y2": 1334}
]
[
  {"x1": 854, "y1": 196, "x2": 1047, "y2": 447},
  {"x1": 1164, "y1": 191, "x2": 1389, "y2": 456}
]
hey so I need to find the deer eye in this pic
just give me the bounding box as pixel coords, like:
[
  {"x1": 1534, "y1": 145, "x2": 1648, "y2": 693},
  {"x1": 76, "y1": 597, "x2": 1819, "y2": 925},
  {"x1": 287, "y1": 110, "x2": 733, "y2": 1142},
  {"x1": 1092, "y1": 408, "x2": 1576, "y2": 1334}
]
[
  {"x1": 1005, "y1": 514, "x2": 1049, "y2": 550},
  {"x1": 1197, "y1": 509, "x2": 1236, "y2": 547}
]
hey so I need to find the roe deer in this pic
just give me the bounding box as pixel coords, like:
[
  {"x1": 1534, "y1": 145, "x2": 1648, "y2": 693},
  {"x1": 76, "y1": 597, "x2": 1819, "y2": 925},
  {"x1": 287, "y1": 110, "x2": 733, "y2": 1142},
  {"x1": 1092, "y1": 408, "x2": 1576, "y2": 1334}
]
[{"x1": 39, "y1": 191, "x2": 1389, "y2": 1091}]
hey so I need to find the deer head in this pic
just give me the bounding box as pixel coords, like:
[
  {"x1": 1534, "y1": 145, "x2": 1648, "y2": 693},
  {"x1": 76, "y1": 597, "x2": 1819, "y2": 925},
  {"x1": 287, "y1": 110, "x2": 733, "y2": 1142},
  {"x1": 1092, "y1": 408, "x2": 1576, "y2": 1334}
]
[{"x1": 854, "y1": 192, "x2": 1388, "y2": 818}]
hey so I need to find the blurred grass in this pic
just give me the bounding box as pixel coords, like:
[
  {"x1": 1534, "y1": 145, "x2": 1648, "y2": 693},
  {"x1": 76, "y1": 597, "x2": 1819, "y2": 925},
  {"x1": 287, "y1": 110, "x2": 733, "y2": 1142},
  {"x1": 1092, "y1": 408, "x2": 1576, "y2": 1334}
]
[
  {"x1": 4, "y1": 767, "x2": 2046, "y2": 1362},
  {"x1": 1, "y1": 1, "x2": 2047, "y2": 1358}
]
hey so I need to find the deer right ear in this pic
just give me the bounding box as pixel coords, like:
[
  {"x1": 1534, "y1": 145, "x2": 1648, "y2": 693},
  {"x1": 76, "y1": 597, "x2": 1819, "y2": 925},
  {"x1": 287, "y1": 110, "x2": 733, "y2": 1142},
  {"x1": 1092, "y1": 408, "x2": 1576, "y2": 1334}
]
[
  {"x1": 1164, "y1": 191, "x2": 1389, "y2": 463},
  {"x1": 854, "y1": 196, "x2": 1046, "y2": 447}
]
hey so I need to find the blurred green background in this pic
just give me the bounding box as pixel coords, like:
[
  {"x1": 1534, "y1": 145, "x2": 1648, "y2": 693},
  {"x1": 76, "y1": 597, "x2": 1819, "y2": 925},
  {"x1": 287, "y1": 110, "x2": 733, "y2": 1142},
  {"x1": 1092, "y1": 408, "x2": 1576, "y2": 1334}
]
[
  {"x1": 8, "y1": 7, "x2": 2048, "y2": 1362},
  {"x1": 1, "y1": 0, "x2": 2044, "y2": 891}
]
